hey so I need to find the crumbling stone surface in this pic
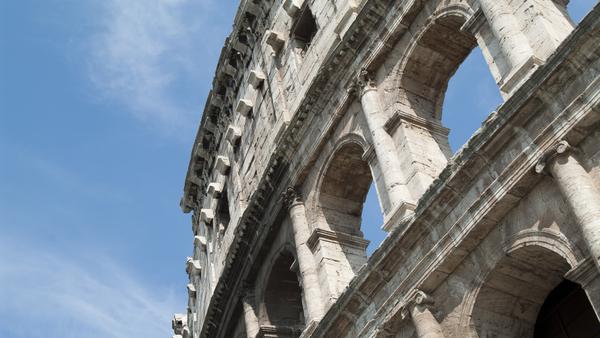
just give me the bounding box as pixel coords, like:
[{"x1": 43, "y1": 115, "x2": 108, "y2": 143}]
[{"x1": 175, "y1": 1, "x2": 600, "y2": 337}]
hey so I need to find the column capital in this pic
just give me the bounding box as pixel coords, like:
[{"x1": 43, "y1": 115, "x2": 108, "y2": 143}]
[
  {"x1": 283, "y1": 186, "x2": 303, "y2": 209},
  {"x1": 535, "y1": 140, "x2": 574, "y2": 174},
  {"x1": 348, "y1": 67, "x2": 377, "y2": 97},
  {"x1": 400, "y1": 290, "x2": 435, "y2": 320}
]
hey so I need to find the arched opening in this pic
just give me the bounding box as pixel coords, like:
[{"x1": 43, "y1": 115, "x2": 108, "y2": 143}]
[
  {"x1": 392, "y1": 12, "x2": 502, "y2": 197},
  {"x1": 534, "y1": 279, "x2": 600, "y2": 337},
  {"x1": 263, "y1": 252, "x2": 305, "y2": 335},
  {"x1": 401, "y1": 14, "x2": 477, "y2": 122},
  {"x1": 442, "y1": 47, "x2": 502, "y2": 152},
  {"x1": 470, "y1": 245, "x2": 599, "y2": 337},
  {"x1": 319, "y1": 142, "x2": 372, "y2": 271},
  {"x1": 320, "y1": 143, "x2": 372, "y2": 237}
]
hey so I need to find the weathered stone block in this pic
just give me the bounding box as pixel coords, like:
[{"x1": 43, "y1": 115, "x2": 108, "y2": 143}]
[
  {"x1": 215, "y1": 156, "x2": 230, "y2": 175},
  {"x1": 207, "y1": 182, "x2": 223, "y2": 198},
  {"x1": 225, "y1": 125, "x2": 241, "y2": 145},
  {"x1": 283, "y1": 0, "x2": 304, "y2": 17},
  {"x1": 265, "y1": 30, "x2": 285, "y2": 53},
  {"x1": 248, "y1": 69, "x2": 265, "y2": 88},
  {"x1": 235, "y1": 99, "x2": 253, "y2": 117},
  {"x1": 200, "y1": 208, "x2": 214, "y2": 224},
  {"x1": 194, "y1": 235, "x2": 207, "y2": 251}
]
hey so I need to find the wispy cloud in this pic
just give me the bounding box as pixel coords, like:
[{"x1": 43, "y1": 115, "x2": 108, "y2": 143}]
[
  {"x1": 87, "y1": 0, "x2": 227, "y2": 137},
  {"x1": 0, "y1": 237, "x2": 179, "y2": 338}
]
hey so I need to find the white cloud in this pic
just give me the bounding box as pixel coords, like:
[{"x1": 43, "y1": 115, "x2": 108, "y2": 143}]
[
  {"x1": 0, "y1": 238, "x2": 180, "y2": 338},
  {"x1": 87, "y1": 0, "x2": 227, "y2": 137}
]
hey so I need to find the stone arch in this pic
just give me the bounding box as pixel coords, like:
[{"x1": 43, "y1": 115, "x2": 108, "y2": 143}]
[
  {"x1": 468, "y1": 241, "x2": 580, "y2": 337},
  {"x1": 395, "y1": 6, "x2": 477, "y2": 121},
  {"x1": 318, "y1": 139, "x2": 372, "y2": 235},
  {"x1": 309, "y1": 134, "x2": 373, "y2": 277},
  {"x1": 503, "y1": 228, "x2": 581, "y2": 268},
  {"x1": 259, "y1": 246, "x2": 305, "y2": 334}
]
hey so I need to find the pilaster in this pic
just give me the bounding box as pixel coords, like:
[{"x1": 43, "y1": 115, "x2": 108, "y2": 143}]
[{"x1": 536, "y1": 140, "x2": 600, "y2": 271}]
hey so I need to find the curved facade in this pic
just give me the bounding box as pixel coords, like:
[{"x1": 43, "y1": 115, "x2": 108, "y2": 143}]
[{"x1": 174, "y1": 1, "x2": 600, "y2": 337}]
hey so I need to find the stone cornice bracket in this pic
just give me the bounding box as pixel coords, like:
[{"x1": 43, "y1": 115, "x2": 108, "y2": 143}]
[
  {"x1": 535, "y1": 140, "x2": 574, "y2": 175},
  {"x1": 282, "y1": 186, "x2": 303, "y2": 209},
  {"x1": 399, "y1": 290, "x2": 435, "y2": 320},
  {"x1": 172, "y1": 313, "x2": 187, "y2": 335}
]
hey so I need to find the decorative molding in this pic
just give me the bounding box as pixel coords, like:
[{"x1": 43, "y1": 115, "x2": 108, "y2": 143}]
[
  {"x1": 565, "y1": 257, "x2": 598, "y2": 287},
  {"x1": 307, "y1": 228, "x2": 370, "y2": 252},
  {"x1": 384, "y1": 111, "x2": 450, "y2": 137},
  {"x1": 461, "y1": 8, "x2": 485, "y2": 35},
  {"x1": 257, "y1": 324, "x2": 301, "y2": 338},
  {"x1": 361, "y1": 143, "x2": 376, "y2": 163}
]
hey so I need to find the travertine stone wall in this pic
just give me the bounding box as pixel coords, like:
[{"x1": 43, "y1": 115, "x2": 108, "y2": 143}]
[{"x1": 175, "y1": 1, "x2": 600, "y2": 337}]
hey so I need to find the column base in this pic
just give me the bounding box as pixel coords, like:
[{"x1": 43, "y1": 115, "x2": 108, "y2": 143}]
[
  {"x1": 382, "y1": 201, "x2": 416, "y2": 232},
  {"x1": 499, "y1": 55, "x2": 543, "y2": 98}
]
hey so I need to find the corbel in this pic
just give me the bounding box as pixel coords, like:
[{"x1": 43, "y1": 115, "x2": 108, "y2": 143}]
[{"x1": 236, "y1": 99, "x2": 254, "y2": 117}]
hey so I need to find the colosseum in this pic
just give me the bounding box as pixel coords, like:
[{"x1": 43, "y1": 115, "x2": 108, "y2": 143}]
[{"x1": 173, "y1": 0, "x2": 600, "y2": 337}]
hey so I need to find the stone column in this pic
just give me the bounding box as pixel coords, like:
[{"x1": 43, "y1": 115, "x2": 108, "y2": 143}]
[
  {"x1": 536, "y1": 141, "x2": 600, "y2": 271},
  {"x1": 401, "y1": 290, "x2": 445, "y2": 338},
  {"x1": 357, "y1": 69, "x2": 414, "y2": 218},
  {"x1": 242, "y1": 290, "x2": 260, "y2": 338},
  {"x1": 284, "y1": 187, "x2": 325, "y2": 323},
  {"x1": 477, "y1": 0, "x2": 538, "y2": 94}
]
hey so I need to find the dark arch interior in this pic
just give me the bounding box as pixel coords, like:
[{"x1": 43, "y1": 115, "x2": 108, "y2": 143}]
[
  {"x1": 472, "y1": 246, "x2": 573, "y2": 337},
  {"x1": 320, "y1": 143, "x2": 372, "y2": 236},
  {"x1": 264, "y1": 252, "x2": 305, "y2": 330},
  {"x1": 401, "y1": 14, "x2": 477, "y2": 120},
  {"x1": 534, "y1": 279, "x2": 600, "y2": 338}
]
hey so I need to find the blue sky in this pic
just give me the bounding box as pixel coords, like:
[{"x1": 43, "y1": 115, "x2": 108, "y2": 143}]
[{"x1": 0, "y1": 1, "x2": 594, "y2": 337}]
